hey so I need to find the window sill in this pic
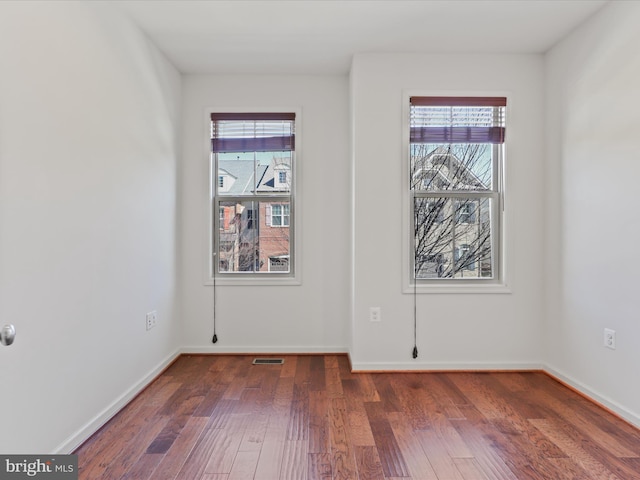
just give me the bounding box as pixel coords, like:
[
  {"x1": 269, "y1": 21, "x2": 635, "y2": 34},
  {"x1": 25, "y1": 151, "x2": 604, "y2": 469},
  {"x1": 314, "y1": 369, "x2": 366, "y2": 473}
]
[
  {"x1": 206, "y1": 276, "x2": 301, "y2": 287},
  {"x1": 403, "y1": 282, "x2": 511, "y2": 295}
]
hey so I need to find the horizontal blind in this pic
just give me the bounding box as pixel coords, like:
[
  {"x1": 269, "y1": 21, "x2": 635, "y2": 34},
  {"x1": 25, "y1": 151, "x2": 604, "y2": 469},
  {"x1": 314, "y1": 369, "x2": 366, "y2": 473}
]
[
  {"x1": 410, "y1": 97, "x2": 506, "y2": 144},
  {"x1": 211, "y1": 113, "x2": 295, "y2": 153}
]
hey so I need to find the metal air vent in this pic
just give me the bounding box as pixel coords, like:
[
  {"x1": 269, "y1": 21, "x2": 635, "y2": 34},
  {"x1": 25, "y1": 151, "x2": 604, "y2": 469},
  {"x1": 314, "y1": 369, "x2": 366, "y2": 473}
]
[{"x1": 252, "y1": 358, "x2": 284, "y2": 365}]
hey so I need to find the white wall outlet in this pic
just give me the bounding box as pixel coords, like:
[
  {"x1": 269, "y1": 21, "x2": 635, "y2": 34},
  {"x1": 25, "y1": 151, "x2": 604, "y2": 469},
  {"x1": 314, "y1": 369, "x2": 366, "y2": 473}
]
[
  {"x1": 146, "y1": 311, "x2": 157, "y2": 331},
  {"x1": 369, "y1": 307, "x2": 381, "y2": 322},
  {"x1": 604, "y1": 328, "x2": 616, "y2": 349}
]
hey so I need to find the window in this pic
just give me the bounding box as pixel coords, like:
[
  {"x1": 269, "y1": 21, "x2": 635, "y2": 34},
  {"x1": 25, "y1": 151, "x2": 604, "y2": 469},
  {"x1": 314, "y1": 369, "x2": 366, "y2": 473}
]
[
  {"x1": 246, "y1": 208, "x2": 255, "y2": 230},
  {"x1": 211, "y1": 112, "x2": 295, "y2": 276},
  {"x1": 409, "y1": 96, "x2": 505, "y2": 282},
  {"x1": 424, "y1": 201, "x2": 445, "y2": 224},
  {"x1": 455, "y1": 244, "x2": 476, "y2": 271},
  {"x1": 269, "y1": 256, "x2": 289, "y2": 272},
  {"x1": 269, "y1": 203, "x2": 290, "y2": 227},
  {"x1": 455, "y1": 200, "x2": 477, "y2": 224}
]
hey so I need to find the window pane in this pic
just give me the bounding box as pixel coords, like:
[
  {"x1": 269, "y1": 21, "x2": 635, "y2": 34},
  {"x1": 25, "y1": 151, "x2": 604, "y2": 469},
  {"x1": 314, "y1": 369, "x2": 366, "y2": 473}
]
[
  {"x1": 410, "y1": 144, "x2": 493, "y2": 191},
  {"x1": 216, "y1": 200, "x2": 290, "y2": 273},
  {"x1": 262, "y1": 202, "x2": 291, "y2": 272},
  {"x1": 414, "y1": 197, "x2": 493, "y2": 279}
]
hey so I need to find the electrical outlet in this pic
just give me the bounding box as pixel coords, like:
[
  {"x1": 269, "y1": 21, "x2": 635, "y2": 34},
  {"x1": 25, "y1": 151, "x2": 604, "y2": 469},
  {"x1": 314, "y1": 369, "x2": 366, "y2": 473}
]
[
  {"x1": 146, "y1": 311, "x2": 157, "y2": 331},
  {"x1": 604, "y1": 328, "x2": 616, "y2": 349},
  {"x1": 369, "y1": 307, "x2": 381, "y2": 322}
]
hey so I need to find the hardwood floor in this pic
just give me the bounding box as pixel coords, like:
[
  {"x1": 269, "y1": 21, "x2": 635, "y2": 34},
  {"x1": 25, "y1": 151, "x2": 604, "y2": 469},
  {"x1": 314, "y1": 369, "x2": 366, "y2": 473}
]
[{"x1": 74, "y1": 355, "x2": 640, "y2": 479}]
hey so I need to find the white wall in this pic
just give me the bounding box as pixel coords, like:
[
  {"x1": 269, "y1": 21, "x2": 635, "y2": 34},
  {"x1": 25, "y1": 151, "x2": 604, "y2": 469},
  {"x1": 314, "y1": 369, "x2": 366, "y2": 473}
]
[
  {"x1": 350, "y1": 53, "x2": 546, "y2": 369},
  {"x1": 180, "y1": 75, "x2": 350, "y2": 352},
  {"x1": 545, "y1": 0, "x2": 640, "y2": 425},
  {"x1": 0, "y1": 1, "x2": 182, "y2": 452}
]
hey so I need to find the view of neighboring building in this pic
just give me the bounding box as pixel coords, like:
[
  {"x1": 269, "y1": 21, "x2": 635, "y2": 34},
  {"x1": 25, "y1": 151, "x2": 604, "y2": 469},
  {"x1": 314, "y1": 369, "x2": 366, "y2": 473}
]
[
  {"x1": 412, "y1": 145, "x2": 493, "y2": 279},
  {"x1": 217, "y1": 156, "x2": 291, "y2": 273}
]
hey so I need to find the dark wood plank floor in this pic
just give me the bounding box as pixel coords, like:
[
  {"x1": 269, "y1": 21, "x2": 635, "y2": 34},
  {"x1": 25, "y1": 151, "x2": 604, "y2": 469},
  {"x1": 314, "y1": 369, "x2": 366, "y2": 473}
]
[{"x1": 74, "y1": 354, "x2": 640, "y2": 479}]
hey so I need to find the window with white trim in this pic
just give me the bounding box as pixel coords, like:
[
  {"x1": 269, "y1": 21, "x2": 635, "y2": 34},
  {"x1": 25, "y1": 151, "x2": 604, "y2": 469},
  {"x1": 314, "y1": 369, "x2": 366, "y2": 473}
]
[
  {"x1": 269, "y1": 203, "x2": 290, "y2": 227},
  {"x1": 211, "y1": 113, "x2": 295, "y2": 276},
  {"x1": 410, "y1": 97, "x2": 505, "y2": 281}
]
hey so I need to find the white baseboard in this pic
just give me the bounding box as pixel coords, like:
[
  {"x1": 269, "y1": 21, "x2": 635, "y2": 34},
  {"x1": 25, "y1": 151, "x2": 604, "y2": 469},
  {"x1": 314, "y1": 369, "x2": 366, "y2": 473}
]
[
  {"x1": 543, "y1": 365, "x2": 640, "y2": 429},
  {"x1": 350, "y1": 360, "x2": 545, "y2": 371},
  {"x1": 54, "y1": 348, "x2": 181, "y2": 454},
  {"x1": 180, "y1": 345, "x2": 349, "y2": 355}
]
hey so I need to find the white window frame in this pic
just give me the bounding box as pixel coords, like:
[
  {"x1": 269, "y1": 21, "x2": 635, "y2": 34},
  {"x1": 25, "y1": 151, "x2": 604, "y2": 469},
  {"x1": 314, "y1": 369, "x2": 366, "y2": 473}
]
[
  {"x1": 205, "y1": 107, "x2": 302, "y2": 286},
  {"x1": 402, "y1": 91, "x2": 511, "y2": 294}
]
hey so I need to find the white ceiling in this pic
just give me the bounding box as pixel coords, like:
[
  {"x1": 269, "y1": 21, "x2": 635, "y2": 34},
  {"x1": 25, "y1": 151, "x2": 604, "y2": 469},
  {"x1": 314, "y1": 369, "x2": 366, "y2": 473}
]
[{"x1": 113, "y1": 0, "x2": 609, "y2": 75}]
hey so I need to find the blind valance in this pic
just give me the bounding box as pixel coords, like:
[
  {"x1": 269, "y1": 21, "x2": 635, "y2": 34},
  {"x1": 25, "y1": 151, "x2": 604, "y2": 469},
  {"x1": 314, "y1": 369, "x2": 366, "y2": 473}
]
[
  {"x1": 410, "y1": 97, "x2": 506, "y2": 144},
  {"x1": 211, "y1": 113, "x2": 296, "y2": 153}
]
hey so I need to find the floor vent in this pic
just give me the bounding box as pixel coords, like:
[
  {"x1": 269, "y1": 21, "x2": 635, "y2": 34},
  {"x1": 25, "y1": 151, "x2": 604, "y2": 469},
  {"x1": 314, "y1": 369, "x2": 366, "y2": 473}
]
[{"x1": 252, "y1": 358, "x2": 285, "y2": 365}]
